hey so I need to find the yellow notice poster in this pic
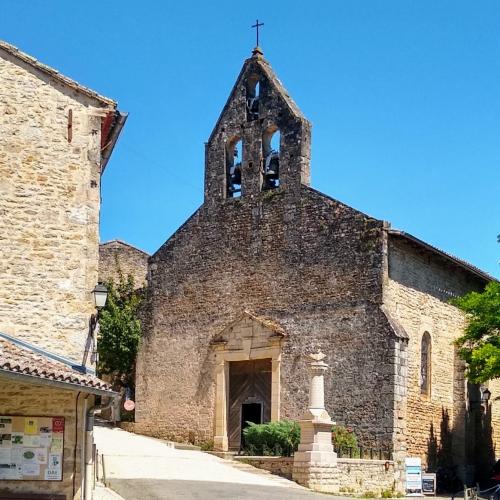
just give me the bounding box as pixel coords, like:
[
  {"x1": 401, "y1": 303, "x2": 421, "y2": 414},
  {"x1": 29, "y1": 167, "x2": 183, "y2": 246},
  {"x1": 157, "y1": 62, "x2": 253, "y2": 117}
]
[{"x1": 24, "y1": 418, "x2": 38, "y2": 435}]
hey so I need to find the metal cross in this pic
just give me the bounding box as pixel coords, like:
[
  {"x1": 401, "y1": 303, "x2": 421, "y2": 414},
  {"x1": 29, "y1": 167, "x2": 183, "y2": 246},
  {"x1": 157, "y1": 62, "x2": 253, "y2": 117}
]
[{"x1": 251, "y1": 19, "x2": 264, "y2": 46}]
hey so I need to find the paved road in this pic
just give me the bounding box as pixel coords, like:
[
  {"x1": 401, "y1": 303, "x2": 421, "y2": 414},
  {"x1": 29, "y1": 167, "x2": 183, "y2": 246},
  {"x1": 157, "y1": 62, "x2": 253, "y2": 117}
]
[{"x1": 94, "y1": 426, "x2": 336, "y2": 500}]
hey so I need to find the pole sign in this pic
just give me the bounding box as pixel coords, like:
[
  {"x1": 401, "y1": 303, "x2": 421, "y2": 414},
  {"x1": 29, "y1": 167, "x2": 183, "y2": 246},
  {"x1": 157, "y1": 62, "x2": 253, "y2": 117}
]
[{"x1": 405, "y1": 457, "x2": 423, "y2": 496}]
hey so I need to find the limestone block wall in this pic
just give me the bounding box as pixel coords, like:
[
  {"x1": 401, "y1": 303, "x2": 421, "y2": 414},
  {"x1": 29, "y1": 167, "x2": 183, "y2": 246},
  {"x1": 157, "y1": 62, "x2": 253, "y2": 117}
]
[
  {"x1": 136, "y1": 186, "x2": 398, "y2": 449},
  {"x1": 0, "y1": 49, "x2": 112, "y2": 360},
  {"x1": 0, "y1": 380, "x2": 89, "y2": 500},
  {"x1": 384, "y1": 236, "x2": 486, "y2": 469},
  {"x1": 233, "y1": 456, "x2": 396, "y2": 494},
  {"x1": 99, "y1": 240, "x2": 149, "y2": 288}
]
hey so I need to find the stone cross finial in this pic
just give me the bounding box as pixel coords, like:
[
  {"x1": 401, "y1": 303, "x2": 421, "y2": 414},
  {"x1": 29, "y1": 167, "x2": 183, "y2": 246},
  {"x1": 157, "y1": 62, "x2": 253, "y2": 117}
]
[{"x1": 251, "y1": 19, "x2": 264, "y2": 47}]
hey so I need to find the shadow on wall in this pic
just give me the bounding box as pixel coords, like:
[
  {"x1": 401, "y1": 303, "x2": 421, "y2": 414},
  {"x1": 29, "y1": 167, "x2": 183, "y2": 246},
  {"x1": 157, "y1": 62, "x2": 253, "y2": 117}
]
[{"x1": 427, "y1": 405, "x2": 496, "y2": 491}]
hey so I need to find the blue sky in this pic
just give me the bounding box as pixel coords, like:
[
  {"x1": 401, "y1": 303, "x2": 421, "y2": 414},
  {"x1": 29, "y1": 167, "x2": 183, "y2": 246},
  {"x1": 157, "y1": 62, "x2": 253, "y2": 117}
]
[{"x1": 3, "y1": 1, "x2": 499, "y2": 277}]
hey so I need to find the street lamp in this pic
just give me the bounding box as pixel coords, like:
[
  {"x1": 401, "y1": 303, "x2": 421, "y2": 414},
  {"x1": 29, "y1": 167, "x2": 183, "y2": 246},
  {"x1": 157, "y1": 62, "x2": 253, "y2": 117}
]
[
  {"x1": 481, "y1": 388, "x2": 492, "y2": 405},
  {"x1": 82, "y1": 283, "x2": 108, "y2": 367},
  {"x1": 92, "y1": 283, "x2": 108, "y2": 310}
]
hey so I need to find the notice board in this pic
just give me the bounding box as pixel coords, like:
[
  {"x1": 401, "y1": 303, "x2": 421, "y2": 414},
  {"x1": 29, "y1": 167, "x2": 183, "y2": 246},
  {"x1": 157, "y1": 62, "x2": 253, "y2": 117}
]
[
  {"x1": 405, "y1": 457, "x2": 423, "y2": 496},
  {"x1": 0, "y1": 415, "x2": 64, "y2": 481}
]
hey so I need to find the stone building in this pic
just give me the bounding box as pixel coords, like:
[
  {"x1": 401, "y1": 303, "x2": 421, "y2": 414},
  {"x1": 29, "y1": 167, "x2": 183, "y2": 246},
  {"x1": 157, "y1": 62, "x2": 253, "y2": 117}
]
[
  {"x1": 134, "y1": 47, "x2": 497, "y2": 482},
  {"x1": 0, "y1": 40, "x2": 125, "y2": 499},
  {"x1": 99, "y1": 240, "x2": 149, "y2": 289}
]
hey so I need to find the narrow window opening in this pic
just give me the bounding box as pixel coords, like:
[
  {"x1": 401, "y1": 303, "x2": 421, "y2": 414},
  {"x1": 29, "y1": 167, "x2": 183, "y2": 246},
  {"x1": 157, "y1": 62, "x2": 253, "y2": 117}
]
[
  {"x1": 262, "y1": 127, "x2": 280, "y2": 190},
  {"x1": 420, "y1": 332, "x2": 432, "y2": 396},
  {"x1": 67, "y1": 109, "x2": 73, "y2": 143},
  {"x1": 226, "y1": 138, "x2": 243, "y2": 198},
  {"x1": 246, "y1": 76, "x2": 260, "y2": 121}
]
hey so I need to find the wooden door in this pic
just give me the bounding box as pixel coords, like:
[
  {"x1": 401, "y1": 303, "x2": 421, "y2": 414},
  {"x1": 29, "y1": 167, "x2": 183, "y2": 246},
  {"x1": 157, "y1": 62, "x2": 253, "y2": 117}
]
[{"x1": 228, "y1": 359, "x2": 272, "y2": 450}]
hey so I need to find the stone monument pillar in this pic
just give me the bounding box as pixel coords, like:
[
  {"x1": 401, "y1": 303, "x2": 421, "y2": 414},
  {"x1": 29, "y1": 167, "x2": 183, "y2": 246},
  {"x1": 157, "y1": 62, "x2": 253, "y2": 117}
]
[{"x1": 292, "y1": 351, "x2": 339, "y2": 493}]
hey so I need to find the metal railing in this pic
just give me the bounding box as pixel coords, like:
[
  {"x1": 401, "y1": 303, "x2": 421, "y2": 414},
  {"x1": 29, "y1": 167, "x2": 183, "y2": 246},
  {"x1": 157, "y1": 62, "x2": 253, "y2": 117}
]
[
  {"x1": 452, "y1": 484, "x2": 500, "y2": 500},
  {"x1": 334, "y1": 445, "x2": 392, "y2": 461}
]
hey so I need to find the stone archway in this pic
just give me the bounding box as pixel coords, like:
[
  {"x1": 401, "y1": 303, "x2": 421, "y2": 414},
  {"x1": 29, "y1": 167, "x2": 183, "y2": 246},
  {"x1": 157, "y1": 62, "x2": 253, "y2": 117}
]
[{"x1": 210, "y1": 311, "x2": 285, "y2": 451}]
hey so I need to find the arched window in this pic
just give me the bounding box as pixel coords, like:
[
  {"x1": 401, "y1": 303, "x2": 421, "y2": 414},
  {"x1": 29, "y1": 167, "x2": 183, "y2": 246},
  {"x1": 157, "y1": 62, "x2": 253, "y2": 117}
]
[
  {"x1": 226, "y1": 137, "x2": 242, "y2": 198},
  {"x1": 262, "y1": 127, "x2": 280, "y2": 191},
  {"x1": 420, "y1": 332, "x2": 432, "y2": 396},
  {"x1": 246, "y1": 76, "x2": 260, "y2": 121}
]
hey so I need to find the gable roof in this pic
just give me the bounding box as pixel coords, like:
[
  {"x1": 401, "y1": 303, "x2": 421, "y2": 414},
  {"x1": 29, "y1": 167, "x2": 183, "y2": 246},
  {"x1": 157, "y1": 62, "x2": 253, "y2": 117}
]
[
  {"x1": 0, "y1": 332, "x2": 116, "y2": 396},
  {"x1": 100, "y1": 239, "x2": 150, "y2": 256},
  {"x1": 208, "y1": 48, "x2": 307, "y2": 143},
  {"x1": 389, "y1": 229, "x2": 495, "y2": 283},
  {"x1": 0, "y1": 40, "x2": 116, "y2": 107}
]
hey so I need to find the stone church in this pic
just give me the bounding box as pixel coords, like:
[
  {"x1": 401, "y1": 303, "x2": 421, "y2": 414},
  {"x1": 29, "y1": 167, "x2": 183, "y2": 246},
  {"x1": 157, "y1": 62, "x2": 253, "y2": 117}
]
[{"x1": 133, "y1": 47, "x2": 498, "y2": 478}]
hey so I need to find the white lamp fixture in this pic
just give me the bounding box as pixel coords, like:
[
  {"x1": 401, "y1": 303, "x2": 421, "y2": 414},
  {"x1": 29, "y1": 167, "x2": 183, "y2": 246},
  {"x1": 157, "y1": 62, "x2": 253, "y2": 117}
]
[
  {"x1": 92, "y1": 283, "x2": 108, "y2": 310},
  {"x1": 481, "y1": 387, "x2": 492, "y2": 405}
]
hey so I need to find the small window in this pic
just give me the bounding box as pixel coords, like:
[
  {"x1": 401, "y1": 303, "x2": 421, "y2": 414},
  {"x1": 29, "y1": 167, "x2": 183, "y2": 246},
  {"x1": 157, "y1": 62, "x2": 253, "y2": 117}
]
[
  {"x1": 262, "y1": 127, "x2": 280, "y2": 190},
  {"x1": 420, "y1": 332, "x2": 432, "y2": 396},
  {"x1": 226, "y1": 138, "x2": 243, "y2": 198},
  {"x1": 246, "y1": 76, "x2": 260, "y2": 121}
]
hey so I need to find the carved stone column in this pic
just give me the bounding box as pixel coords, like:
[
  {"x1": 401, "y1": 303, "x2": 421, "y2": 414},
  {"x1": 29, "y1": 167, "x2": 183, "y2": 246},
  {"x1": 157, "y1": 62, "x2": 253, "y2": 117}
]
[{"x1": 292, "y1": 351, "x2": 339, "y2": 493}]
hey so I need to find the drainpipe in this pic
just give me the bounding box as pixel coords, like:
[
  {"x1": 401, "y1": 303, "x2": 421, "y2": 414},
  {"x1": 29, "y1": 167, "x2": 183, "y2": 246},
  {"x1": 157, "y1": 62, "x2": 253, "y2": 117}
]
[
  {"x1": 81, "y1": 396, "x2": 91, "y2": 499},
  {"x1": 84, "y1": 398, "x2": 116, "y2": 500}
]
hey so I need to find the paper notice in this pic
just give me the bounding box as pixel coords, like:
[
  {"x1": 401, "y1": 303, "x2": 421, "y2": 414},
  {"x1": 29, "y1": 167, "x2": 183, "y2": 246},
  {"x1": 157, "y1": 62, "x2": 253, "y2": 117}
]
[
  {"x1": 45, "y1": 466, "x2": 62, "y2": 481},
  {"x1": 35, "y1": 447, "x2": 47, "y2": 464},
  {"x1": 24, "y1": 418, "x2": 38, "y2": 435},
  {"x1": 48, "y1": 452, "x2": 61, "y2": 468},
  {"x1": 0, "y1": 465, "x2": 21, "y2": 480},
  {"x1": 0, "y1": 417, "x2": 12, "y2": 434},
  {"x1": 11, "y1": 432, "x2": 23, "y2": 447},
  {"x1": 22, "y1": 461, "x2": 40, "y2": 476},
  {"x1": 0, "y1": 434, "x2": 11, "y2": 448},
  {"x1": 11, "y1": 447, "x2": 22, "y2": 464},
  {"x1": 23, "y1": 435, "x2": 40, "y2": 448},
  {"x1": 0, "y1": 447, "x2": 11, "y2": 465},
  {"x1": 50, "y1": 436, "x2": 63, "y2": 453},
  {"x1": 39, "y1": 433, "x2": 51, "y2": 448},
  {"x1": 52, "y1": 417, "x2": 64, "y2": 433}
]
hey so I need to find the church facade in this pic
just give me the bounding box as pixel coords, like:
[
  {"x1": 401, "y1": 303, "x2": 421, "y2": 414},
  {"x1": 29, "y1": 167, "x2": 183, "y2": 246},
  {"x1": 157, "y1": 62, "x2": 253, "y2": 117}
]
[{"x1": 134, "y1": 48, "x2": 497, "y2": 479}]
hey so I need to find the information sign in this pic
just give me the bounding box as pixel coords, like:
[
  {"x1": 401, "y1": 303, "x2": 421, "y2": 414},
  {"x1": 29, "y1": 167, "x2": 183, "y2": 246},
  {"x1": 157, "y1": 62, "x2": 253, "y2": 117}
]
[
  {"x1": 405, "y1": 457, "x2": 423, "y2": 496},
  {"x1": 0, "y1": 416, "x2": 64, "y2": 481}
]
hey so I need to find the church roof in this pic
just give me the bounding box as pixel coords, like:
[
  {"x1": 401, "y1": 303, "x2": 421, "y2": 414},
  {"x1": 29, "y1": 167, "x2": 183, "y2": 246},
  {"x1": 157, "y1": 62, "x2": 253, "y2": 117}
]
[
  {"x1": 100, "y1": 239, "x2": 150, "y2": 256},
  {"x1": 389, "y1": 229, "x2": 495, "y2": 283},
  {"x1": 0, "y1": 332, "x2": 116, "y2": 396},
  {"x1": 0, "y1": 40, "x2": 116, "y2": 107}
]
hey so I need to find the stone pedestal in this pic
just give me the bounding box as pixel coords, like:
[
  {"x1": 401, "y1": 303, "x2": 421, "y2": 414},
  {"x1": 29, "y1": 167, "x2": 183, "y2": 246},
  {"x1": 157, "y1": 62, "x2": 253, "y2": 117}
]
[{"x1": 292, "y1": 351, "x2": 339, "y2": 493}]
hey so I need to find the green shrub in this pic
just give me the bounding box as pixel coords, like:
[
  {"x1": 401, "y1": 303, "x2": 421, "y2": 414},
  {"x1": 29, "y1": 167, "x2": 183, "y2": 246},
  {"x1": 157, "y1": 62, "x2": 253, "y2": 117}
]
[
  {"x1": 332, "y1": 424, "x2": 358, "y2": 449},
  {"x1": 199, "y1": 440, "x2": 214, "y2": 451},
  {"x1": 242, "y1": 420, "x2": 300, "y2": 457}
]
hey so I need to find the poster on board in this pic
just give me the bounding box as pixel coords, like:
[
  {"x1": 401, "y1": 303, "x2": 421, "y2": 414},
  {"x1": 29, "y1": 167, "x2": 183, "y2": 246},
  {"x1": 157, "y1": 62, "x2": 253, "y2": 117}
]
[
  {"x1": 0, "y1": 416, "x2": 64, "y2": 481},
  {"x1": 405, "y1": 457, "x2": 423, "y2": 496},
  {"x1": 422, "y1": 473, "x2": 436, "y2": 495}
]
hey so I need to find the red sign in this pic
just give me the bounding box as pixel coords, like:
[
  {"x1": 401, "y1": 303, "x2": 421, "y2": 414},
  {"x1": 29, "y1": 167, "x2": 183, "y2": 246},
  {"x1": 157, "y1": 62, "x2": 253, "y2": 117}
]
[
  {"x1": 123, "y1": 400, "x2": 135, "y2": 411},
  {"x1": 52, "y1": 417, "x2": 65, "y2": 433}
]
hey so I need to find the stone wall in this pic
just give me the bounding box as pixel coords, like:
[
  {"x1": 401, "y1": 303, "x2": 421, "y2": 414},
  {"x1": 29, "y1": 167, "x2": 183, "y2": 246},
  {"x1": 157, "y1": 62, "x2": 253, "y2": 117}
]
[
  {"x1": 384, "y1": 235, "x2": 486, "y2": 473},
  {"x1": 0, "y1": 380, "x2": 90, "y2": 500},
  {"x1": 233, "y1": 456, "x2": 396, "y2": 494},
  {"x1": 136, "y1": 185, "x2": 397, "y2": 448},
  {"x1": 0, "y1": 48, "x2": 113, "y2": 361},
  {"x1": 99, "y1": 240, "x2": 149, "y2": 289},
  {"x1": 234, "y1": 456, "x2": 293, "y2": 479}
]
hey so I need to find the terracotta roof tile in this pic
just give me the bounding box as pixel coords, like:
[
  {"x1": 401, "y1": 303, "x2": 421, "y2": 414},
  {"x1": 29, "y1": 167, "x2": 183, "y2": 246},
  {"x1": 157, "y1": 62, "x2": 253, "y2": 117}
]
[{"x1": 0, "y1": 336, "x2": 114, "y2": 393}]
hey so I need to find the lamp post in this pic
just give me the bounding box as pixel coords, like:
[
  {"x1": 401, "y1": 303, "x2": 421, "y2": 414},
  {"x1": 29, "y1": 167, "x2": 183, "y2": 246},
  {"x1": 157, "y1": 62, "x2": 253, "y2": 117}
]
[
  {"x1": 481, "y1": 387, "x2": 491, "y2": 412},
  {"x1": 82, "y1": 283, "x2": 108, "y2": 367}
]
